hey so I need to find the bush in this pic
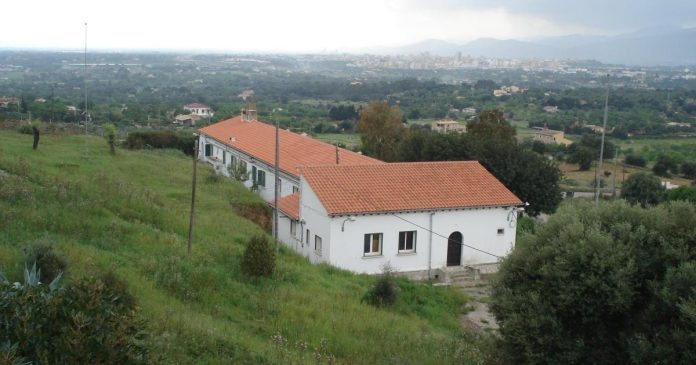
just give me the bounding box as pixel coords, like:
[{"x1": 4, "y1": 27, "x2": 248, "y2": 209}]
[
  {"x1": 124, "y1": 130, "x2": 195, "y2": 156},
  {"x1": 241, "y1": 235, "x2": 275, "y2": 278},
  {"x1": 0, "y1": 271, "x2": 148, "y2": 364},
  {"x1": 22, "y1": 239, "x2": 67, "y2": 283},
  {"x1": 363, "y1": 264, "x2": 398, "y2": 307},
  {"x1": 491, "y1": 200, "x2": 696, "y2": 364}
]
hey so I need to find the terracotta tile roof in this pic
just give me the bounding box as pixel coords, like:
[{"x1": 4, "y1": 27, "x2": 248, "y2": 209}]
[
  {"x1": 269, "y1": 192, "x2": 300, "y2": 220},
  {"x1": 199, "y1": 116, "x2": 383, "y2": 177},
  {"x1": 301, "y1": 161, "x2": 522, "y2": 216}
]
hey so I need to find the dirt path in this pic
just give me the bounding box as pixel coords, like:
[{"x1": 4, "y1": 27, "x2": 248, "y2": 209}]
[{"x1": 459, "y1": 284, "x2": 498, "y2": 333}]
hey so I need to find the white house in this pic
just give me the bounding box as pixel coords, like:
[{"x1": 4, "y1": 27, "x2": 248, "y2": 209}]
[
  {"x1": 185, "y1": 103, "x2": 214, "y2": 118},
  {"x1": 197, "y1": 109, "x2": 381, "y2": 202},
  {"x1": 275, "y1": 161, "x2": 523, "y2": 279}
]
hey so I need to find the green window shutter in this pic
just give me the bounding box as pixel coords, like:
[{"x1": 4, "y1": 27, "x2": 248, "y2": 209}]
[
  {"x1": 204, "y1": 144, "x2": 212, "y2": 157},
  {"x1": 364, "y1": 234, "x2": 370, "y2": 254},
  {"x1": 252, "y1": 166, "x2": 257, "y2": 183}
]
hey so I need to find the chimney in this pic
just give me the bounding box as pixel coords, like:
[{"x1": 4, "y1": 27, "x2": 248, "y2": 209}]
[{"x1": 241, "y1": 102, "x2": 257, "y2": 122}]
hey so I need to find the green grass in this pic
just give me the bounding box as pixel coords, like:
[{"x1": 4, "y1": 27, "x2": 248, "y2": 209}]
[
  {"x1": 314, "y1": 133, "x2": 362, "y2": 150},
  {"x1": 0, "y1": 130, "x2": 484, "y2": 364}
]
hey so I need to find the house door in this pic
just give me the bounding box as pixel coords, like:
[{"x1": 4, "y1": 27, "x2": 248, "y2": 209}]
[{"x1": 447, "y1": 232, "x2": 463, "y2": 266}]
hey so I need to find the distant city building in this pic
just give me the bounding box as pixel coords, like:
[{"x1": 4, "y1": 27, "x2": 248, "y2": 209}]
[
  {"x1": 433, "y1": 120, "x2": 466, "y2": 134},
  {"x1": 184, "y1": 103, "x2": 213, "y2": 118},
  {"x1": 533, "y1": 127, "x2": 572, "y2": 145}
]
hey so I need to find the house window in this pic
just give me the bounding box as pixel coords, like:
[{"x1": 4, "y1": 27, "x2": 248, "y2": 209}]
[
  {"x1": 398, "y1": 231, "x2": 417, "y2": 253},
  {"x1": 293, "y1": 185, "x2": 299, "y2": 193},
  {"x1": 497, "y1": 228, "x2": 505, "y2": 235},
  {"x1": 306, "y1": 229, "x2": 310, "y2": 246},
  {"x1": 252, "y1": 166, "x2": 265, "y2": 186},
  {"x1": 290, "y1": 221, "x2": 297, "y2": 236},
  {"x1": 363, "y1": 233, "x2": 382, "y2": 256},
  {"x1": 204, "y1": 144, "x2": 212, "y2": 157},
  {"x1": 257, "y1": 170, "x2": 266, "y2": 187},
  {"x1": 222, "y1": 151, "x2": 226, "y2": 165},
  {"x1": 315, "y1": 235, "x2": 322, "y2": 254}
]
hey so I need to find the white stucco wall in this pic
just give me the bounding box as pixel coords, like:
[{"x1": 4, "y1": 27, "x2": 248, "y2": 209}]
[
  {"x1": 198, "y1": 135, "x2": 299, "y2": 202},
  {"x1": 298, "y1": 178, "x2": 332, "y2": 264},
  {"x1": 324, "y1": 208, "x2": 517, "y2": 274}
]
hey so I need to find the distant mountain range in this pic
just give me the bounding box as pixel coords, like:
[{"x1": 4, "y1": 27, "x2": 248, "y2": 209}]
[{"x1": 365, "y1": 26, "x2": 696, "y2": 66}]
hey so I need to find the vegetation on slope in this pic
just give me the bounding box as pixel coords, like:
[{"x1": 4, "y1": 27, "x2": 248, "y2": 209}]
[{"x1": 0, "y1": 130, "x2": 484, "y2": 364}]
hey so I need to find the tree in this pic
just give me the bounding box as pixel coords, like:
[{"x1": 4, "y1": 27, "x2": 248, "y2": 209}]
[
  {"x1": 680, "y1": 161, "x2": 696, "y2": 180},
  {"x1": 652, "y1": 155, "x2": 678, "y2": 177},
  {"x1": 621, "y1": 172, "x2": 665, "y2": 207},
  {"x1": 467, "y1": 109, "x2": 516, "y2": 143},
  {"x1": 567, "y1": 146, "x2": 595, "y2": 171},
  {"x1": 357, "y1": 101, "x2": 403, "y2": 161},
  {"x1": 103, "y1": 122, "x2": 117, "y2": 155},
  {"x1": 491, "y1": 200, "x2": 696, "y2": 365},
  {"x1": 624, "y1": 154, "x2": 647, "y2": 167}
]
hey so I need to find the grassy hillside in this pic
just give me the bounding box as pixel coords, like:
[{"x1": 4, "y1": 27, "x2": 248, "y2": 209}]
[{"x1": 0, "y1": 130, "x2": 485, "y2": 364}]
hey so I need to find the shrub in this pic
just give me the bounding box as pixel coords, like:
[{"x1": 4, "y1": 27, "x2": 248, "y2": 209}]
[
  {"x1": 624, "y1": 154, "x2": 647, "y2": 167},
  {"x1": 241, "y1": 235, "x2": 275, "y2": 278},
  {"x1": 22, "y1": 239, "x2": 67, "y2": 283},
  {"x1": 0, "y1": 271, "x2": 148, "y2": 364},
  {"x1": 17, "y1": 124, "x2": 33, "y2": 135},
  {"x1": 124, "y1": 130, "x2": 195, "y2": 156},
  {"x1": 363, "y1": 264, "x2": 398, "y2": 307}
]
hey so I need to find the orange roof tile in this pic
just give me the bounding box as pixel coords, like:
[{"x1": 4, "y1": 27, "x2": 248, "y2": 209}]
[
  {"x1": 301, "y1": 161, "x2": 522, "y2": 216},
  {"x1": 270, "y1": 192, "x2": 300, "y2": 220},
  {"x1": 199, "y1": 117, "x2": 383, "y2": 177}
]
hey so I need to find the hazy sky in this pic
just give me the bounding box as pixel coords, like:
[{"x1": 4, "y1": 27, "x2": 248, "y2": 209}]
[{"x1": 2, "y1": 0, "x2": 694, "y2": 52}]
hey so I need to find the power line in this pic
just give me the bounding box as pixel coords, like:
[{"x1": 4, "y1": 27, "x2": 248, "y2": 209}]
[{"x1": 390, "y1": 213, "x2": 504, "y2": 259}]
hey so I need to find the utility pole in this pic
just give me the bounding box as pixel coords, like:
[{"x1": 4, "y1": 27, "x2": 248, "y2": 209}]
[
  {"x1": 83, "y1": 22, "x2": 89, "y2": 158},
  {"x1": 612, "y1": 147, "x2": 619, "y2": 198},
  {"x1": 595, "y1": 78, "x2": 609, "y2": 206},
  {"x1": 274, "y1": 119, "x2": 280, "y2": 252},
  {"x1": 187, "y1": 134, "x2": 199, "y2": 257}
]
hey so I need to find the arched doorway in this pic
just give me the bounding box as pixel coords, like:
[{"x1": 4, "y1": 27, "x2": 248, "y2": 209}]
[{"x1": 447, "y1": 231, "x2": 463, "y2": 266}]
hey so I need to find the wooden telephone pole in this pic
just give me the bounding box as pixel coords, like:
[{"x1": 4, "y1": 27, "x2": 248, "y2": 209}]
[{"x1": 187, "y1": 135, "x2": 199, "y2": 256}]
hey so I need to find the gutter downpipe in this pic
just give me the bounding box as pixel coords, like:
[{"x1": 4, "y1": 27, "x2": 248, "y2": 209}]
[{"x1": 428, "y1": 211, "x2": 435, "y2": 280}]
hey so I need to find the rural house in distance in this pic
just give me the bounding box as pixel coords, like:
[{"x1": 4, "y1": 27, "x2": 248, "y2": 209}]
[{"x1": 198, "y1": 109, "x2": 522, "y2": 279}]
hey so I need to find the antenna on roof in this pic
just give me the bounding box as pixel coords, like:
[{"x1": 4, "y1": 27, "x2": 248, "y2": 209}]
[{"x1": 335, "y1": 143, "x2": 340, "y2": 165}]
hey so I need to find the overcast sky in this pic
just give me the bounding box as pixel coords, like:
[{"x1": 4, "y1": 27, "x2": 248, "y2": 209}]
[{"x1": 2, "y1": 0, "x2": 694, "y2": 52}]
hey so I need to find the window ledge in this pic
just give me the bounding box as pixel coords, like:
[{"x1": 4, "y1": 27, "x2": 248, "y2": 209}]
[
  {"x1": 362, "y1": 254, "x2": 383, "y2": 259},
  {"x1": 397, "y1": 251, "x2": 417, "y2": 256}
]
